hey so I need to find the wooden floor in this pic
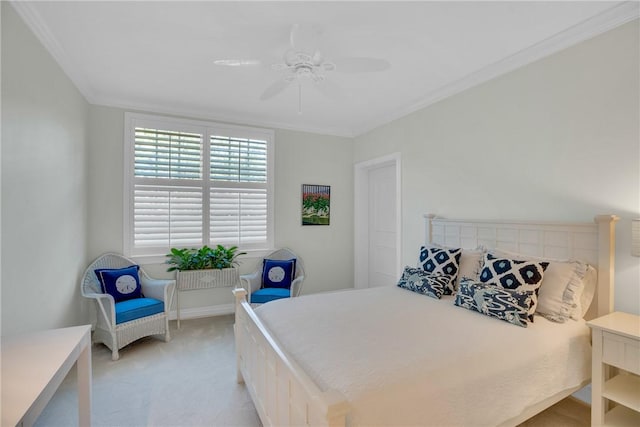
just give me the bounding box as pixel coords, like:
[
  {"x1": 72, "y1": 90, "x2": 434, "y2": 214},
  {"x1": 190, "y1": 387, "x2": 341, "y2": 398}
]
[{"x1": 519, "y1": 397, "x2": 590, "y2": 427}]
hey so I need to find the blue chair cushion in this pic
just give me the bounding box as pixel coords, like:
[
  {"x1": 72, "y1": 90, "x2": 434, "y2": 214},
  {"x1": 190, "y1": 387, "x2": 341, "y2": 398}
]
[
  {"x1": 95, "y1": 265, "x2": 142, "y2": 302},
  {"x1": 115, "y1": 298, "x2": 164, "y2": 324},
  {"x1": 251, "y1": 288, "x2": 290, "y2": 304},
  {"x1": 262, "y1": 258, "x2": 296, "y2": 289}
]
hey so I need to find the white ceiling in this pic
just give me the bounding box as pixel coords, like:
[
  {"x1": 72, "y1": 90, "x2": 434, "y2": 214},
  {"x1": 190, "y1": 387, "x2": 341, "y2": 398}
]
[{"x1": 12, "y1": 1, "x2": 638, "y2": 137}]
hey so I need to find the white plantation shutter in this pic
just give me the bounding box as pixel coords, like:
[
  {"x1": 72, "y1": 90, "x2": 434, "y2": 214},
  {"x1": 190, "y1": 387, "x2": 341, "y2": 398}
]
[
  {"x1": 210, "y1": 189, "x2": 268, "y2": 248},
  {"x1": 134, "y1": 186, "x2": 203, "y2": 248},
  {"x1": 125, "y1": 114, "x2": 273, "y2": 258},
  {"x1": 209, "y1": 135, "x2": 268, "y2": 249},
  {"x1": 210, "y1": 136, "x2": 267, "y2": 183},
  {"x1": 134, "y1": 128, "x2": 202, "y2": 179}
]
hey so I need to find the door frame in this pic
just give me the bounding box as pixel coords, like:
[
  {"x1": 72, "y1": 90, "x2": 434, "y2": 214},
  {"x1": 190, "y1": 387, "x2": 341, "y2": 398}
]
[{"x1": 354, "y1": 153, "x2": 402, "y2": 289}]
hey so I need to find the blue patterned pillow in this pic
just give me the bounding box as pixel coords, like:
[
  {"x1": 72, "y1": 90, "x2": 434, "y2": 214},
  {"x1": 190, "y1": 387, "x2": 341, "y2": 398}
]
[
  {"x1": 397, "y1": 267, "x2": 450, "y2": 299},
  {"x1": 262, "y1": 258, "x2": 296, "y2": 289},
  {"x1": 454, "y1": 278, "x2": 533, "y2": 328},
  {"x1": 94, "y1": 265, "x2": 142, "y2": 303},
  {"x1": 419, "y1": 246, "x2": 462, "y2": 295},
  {"x1": 479, "y1": 253, "x2": 549, "y2": 321}
]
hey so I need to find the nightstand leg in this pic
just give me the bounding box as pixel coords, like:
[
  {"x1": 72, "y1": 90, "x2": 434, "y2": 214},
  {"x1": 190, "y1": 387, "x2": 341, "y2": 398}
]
[{"x1": 591, "y1": 329, "x2": 605, "y2": 426}]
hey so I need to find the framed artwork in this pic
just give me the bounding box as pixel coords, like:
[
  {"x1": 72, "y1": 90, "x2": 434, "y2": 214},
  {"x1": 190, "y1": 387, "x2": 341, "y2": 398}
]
[{"x1": 302, "y1": 184, "x2": 330, "y2": 225}]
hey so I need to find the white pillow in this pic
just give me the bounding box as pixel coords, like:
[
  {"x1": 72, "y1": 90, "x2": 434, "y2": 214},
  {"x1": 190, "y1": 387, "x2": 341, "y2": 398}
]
[
  {"x1": 457, "y1": 248, "x2": 485, "y2": 289},
  {"x1": 578, "y1": 265, "x2": 597, "y2": 318},
  {"x1": 490, "y1": 249, "x2": 589, "y2": 323}
]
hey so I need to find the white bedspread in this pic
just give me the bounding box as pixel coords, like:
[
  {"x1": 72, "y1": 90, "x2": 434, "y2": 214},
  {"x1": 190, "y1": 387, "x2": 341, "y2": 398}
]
[{"x1": 255, "y1": 286, "x2": 591, "y2": 426}]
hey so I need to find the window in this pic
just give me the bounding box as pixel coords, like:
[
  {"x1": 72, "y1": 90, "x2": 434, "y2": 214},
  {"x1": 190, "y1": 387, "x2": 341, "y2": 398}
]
[{"x1": 124, "y1": 113, "x2": 274, "y2": 260}]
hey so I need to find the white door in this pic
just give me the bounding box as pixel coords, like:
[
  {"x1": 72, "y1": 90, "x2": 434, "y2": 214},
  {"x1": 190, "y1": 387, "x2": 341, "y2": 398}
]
[
  {"x1": 367, "y1": 164, "x2": 397, "y2": 287},
  {"x1": 354, "y1": 153, "x2": 401, "y2": 289}
]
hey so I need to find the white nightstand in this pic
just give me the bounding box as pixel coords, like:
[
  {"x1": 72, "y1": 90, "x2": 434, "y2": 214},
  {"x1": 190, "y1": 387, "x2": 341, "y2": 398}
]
[{"x1": 588, "y1": 312, "x2": 640, "y2": 426}]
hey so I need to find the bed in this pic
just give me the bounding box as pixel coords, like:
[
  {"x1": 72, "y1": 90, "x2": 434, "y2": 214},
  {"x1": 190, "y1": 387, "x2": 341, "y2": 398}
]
[{"x1": 232, "y1": 214, "x2": 619, "y2": 426}]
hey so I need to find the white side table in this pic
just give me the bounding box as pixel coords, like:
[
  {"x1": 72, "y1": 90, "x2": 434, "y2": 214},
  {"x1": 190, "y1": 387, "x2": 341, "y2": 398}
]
[
  {"x1": 1, "y1": 325, "x2": 92, "y2": 426},
  {"x1": 588, "y1": 312, "x2": 640, "y2": 426}
]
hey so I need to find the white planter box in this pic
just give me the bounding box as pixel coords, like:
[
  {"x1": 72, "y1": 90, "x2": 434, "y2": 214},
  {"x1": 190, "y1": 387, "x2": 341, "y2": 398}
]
[{"x1": 176, "y1": 268, "x2": 240, "y2": 291}]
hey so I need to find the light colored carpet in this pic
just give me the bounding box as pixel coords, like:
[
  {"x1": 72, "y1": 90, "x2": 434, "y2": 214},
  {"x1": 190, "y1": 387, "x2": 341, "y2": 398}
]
[
  {"x1": 35, "y1": 315, "x2": 589, "y2": 427},
  {"x1": 36, "y1": 316, "x2": 260, "y2": 427}
]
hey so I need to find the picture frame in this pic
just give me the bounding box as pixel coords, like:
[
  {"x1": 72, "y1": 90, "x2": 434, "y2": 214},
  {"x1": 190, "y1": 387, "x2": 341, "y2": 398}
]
[{"x1": 302, "y1": 184, "x2": 330, "y2": 226}]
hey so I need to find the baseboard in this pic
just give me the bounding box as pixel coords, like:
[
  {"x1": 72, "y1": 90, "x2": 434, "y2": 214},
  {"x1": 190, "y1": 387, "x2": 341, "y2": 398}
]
[
  {"x1": 572, "y1": 383, "x2": 592, "y2": 405},
  {"x1": 169, "y1": 304, "x2": 235, "y2": 321}
]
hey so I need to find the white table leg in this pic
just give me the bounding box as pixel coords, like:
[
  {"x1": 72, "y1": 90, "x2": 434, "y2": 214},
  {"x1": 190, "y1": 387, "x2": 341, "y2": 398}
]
[
  {"x1": 77, "y1": 343, "x2": 92, "y2": 426},
  {"x1": 176, "y1": 288, "x2": 181, "y2": 329}
]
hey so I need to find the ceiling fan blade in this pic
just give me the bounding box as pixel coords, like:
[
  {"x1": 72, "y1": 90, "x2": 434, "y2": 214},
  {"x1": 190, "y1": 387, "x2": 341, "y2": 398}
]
[
  {"x1": 289, "y1": 24, "x2": 299, "y2": 49},
  {"x1": 260, "y1": 78, "x2": 292, "y2": 101},
  {"x1": 213, "y1": 59, "x2": 262, "y2": 67},
  {"x1": 288, "y1": 23, "x2": 324, "y2": 52},
  {"x1": 333, "y1": 57, "x2": 391, "y2": 73}
]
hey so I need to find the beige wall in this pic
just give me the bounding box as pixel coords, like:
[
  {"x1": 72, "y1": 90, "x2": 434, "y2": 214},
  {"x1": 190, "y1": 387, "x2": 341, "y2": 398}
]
[
  {"x1": 1, "y1": 3, "x2": 90, "y2": 334},
  {"x1": 87, "y1": 106, "x2": 354, "y2": 313},
  {"x1": 354, "y1": 20, "x2": 640, "y2": 315},
  {"x1": 272, "y1": 129, "x2": 354, "y2": 294}
]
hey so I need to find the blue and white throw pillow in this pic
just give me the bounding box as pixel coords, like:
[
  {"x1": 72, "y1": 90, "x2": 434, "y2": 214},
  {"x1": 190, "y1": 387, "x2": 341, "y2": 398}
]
[
  {"x1": 454, "y1": 278, "x2": 533, "y2": 328},
  {"x1": 262, "y1": 258, "x2": 296, "y2": 289},
  {"x1": 479, "y1": 253, "x2": 549, "y2": 321},
  {"x1": 397, "y1": 267, "x2": 450, "y2": 299},
  {"x1": 94, "y1": 265, "x2": 142, "y2": 303},
  {"x1": 419, "y1": 246, "x2": 462, "y2": 295}
]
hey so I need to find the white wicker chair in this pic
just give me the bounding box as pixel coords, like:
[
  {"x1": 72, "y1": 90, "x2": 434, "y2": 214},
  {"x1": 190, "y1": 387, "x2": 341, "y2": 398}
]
[
  {"x1": 81, "y1": 253, "x2": 175, "y2": 360},
  {"x1": 240, "y1": 248, "x2": 305, "y2": 304}
]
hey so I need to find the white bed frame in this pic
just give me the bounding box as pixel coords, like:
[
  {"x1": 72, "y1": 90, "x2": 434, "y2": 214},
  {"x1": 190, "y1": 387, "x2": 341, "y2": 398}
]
[{"x1": 233, "y1": 214, "x2": 619, "y2": 426}]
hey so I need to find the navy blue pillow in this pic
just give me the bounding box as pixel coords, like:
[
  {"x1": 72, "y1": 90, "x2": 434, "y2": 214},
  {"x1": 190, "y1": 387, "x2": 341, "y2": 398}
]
[
  {"x1": 454, "y1": 278, "x2": 533, "y2": 328},
  {"x1": 479, "y1": 253, "x2": 549, "y2": 322},
  {"x1": 397, "y1": 266, "x2": 450, "y2": 299},
  {"x1": 419, "y1": 246, "x2": 462, "y2": 295},
  {"x1": 262, "y1": 259, "x2": 296, "y2": 289},
  {"x1": 95, "y1": 265, "x2": 142, "y2": 302}
]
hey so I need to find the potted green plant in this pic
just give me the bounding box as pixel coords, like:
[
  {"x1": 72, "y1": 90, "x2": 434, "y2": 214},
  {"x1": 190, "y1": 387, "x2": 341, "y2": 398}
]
[{"x1": 166, "y1": 245, "x2": 246, "y2": 291}]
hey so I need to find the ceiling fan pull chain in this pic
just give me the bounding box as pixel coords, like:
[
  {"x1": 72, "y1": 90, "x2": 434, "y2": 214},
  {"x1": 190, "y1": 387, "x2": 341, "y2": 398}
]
[{"x1": 298, "y1": 83, "x2": 302, "y2": 115}]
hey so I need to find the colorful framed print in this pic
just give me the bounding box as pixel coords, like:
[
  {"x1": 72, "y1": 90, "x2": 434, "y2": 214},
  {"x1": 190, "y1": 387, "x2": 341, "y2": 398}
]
[{"x1": 302, "y1": 184, "x2": 330, "y2": 226}]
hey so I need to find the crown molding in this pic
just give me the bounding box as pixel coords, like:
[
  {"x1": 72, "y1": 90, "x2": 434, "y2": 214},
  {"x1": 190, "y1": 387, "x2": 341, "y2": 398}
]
[
  {"x1": 9, "y1": 1, "x2": 97, "y2": 104},
  {"x1": 11, "y1": 0, "x2": 638, "y2": 139},
  {"x1": 94, "y1": 94, "x2": 356, "y2": 138},
  {"x1": 352, "y1": 1, "x2": 640, "y2": 137}
]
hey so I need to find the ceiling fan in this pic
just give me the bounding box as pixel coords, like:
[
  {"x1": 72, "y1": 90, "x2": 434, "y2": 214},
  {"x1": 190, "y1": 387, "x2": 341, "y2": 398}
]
[{"x1": 214, "y1": 24, "x2": 391, "y2": 112}]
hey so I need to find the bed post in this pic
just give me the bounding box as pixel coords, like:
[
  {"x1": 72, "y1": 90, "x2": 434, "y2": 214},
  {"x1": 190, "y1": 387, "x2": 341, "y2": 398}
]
[
  {"x1": 232, "y1": 287, "x2": 247, "y2": 384},
  {"x1": 425, "y1": 213, "x2": 437, "y2": 245},
  {"x1": 594, "y1": 214, "x2": 619, "y2": 318}
]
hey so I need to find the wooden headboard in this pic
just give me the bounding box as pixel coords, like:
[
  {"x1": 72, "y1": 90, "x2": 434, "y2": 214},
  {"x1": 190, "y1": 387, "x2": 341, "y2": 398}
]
[{"x1": 425, "y1": 214, "x2": 619, "y2": 319}]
